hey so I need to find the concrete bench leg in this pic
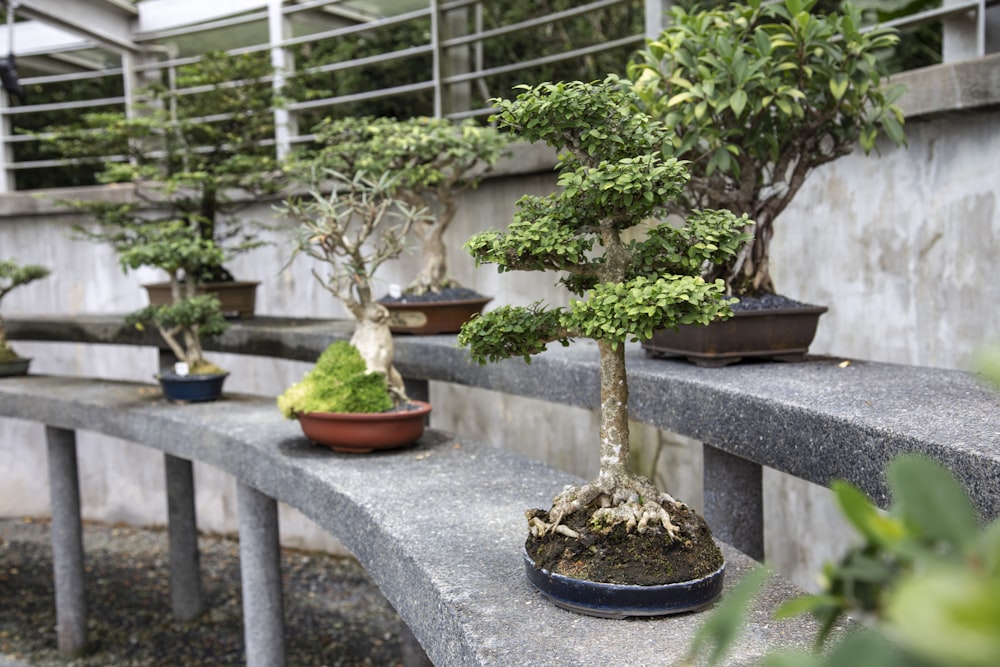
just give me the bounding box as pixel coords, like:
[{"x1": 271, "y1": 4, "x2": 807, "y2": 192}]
[
  {"x1": 45, "y1": 426, "x2": 88, "y2": 656},
  {"x1": 237, "y1": 481, "x2": 285, "y2": 667},
  {"x1": 165, "y1": 453, "x2": 204, "y2": 622},
  {"x1": 703, "y1": 443, "x2": 764, "y2": 561}
]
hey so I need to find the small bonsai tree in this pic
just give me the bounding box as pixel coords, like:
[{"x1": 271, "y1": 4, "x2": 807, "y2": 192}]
[
  {"x1": 278, "y1": 170, "x2": 430, "y2": 404},
  {"x1": 458, "y1": 77, "x2": 750, "y2": 582},
  {"x1": 627, "y1": 0, "x2": 906, "y2": 298},
  {"x1": 302, "y1": 116, "x2": 512, "y2": 296},
  {"x1": 0, "y1": 260, "x2": 50, "y2": 362},
  {"x1": 50, "y1": 50, "x2": 282, "y2": 283},
  {"x1": 113, "y1": 221, "x2": 228, "y2": 375}
]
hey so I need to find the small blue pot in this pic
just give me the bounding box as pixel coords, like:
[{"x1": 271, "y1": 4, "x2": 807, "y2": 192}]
[
  {"x1": 157, "y1": 371, "x2": 228, "y2": 403},
  {"x1": 523, "y1": 547, "x2": 725, "y2": 619}
]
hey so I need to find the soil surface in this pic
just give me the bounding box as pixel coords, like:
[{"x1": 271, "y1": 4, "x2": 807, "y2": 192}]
[
  {"x1": 730, "y1": 294, "x2": 818, "y2": 311},
  {"x1": 379, "y1": 287, "x2": 485, "y2": 304},
  {"x1": 525, "y1": 503, "x2": 724, "y2": 586}
]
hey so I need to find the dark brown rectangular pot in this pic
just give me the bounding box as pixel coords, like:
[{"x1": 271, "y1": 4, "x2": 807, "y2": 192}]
[
  {"x1": 143, "y1": 281, "x2": 260, "y2": 319},
  {"x1": 382, "y1": 297, "x2": 492, "y2": 335},
  {"x1": 641, "y1": 304, "x2": 828, "y2": 367}
]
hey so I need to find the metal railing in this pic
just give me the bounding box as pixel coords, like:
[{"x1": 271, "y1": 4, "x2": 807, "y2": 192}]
[{"x1": 0, "y1": 0, "x2": 994, "y2": 192}]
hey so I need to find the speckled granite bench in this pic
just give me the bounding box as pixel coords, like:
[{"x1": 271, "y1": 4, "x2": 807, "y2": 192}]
[{"x1": 0, "y1": 375, "x2": 823, "y2": 666}]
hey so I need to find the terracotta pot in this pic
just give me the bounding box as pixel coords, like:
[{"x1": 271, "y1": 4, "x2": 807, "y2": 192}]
[
  {"x1": 382, "y1": 297, "x2": 492, "y2": 335},
  {"x1": 296, "y1": 401, "x2": 432, "y2": 453},
  {"x1": 157, "y1": 371, "x2": 229, "y2": 403},
  {"x1": 523, "y1": 548, "x2": 725, "y2": 619},
  {"x1": 143, "y1": 281, "x2": 260, "y2": 319},
  {"x1": 642, "y1": 304, "x2": 828, "y2": 367},
  {"x1": 0, "y1": 357, "x2": 31, "y2": 377}
]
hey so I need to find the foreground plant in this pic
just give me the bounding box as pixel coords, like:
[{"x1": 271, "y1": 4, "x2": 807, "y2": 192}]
[
  {"x1": 459, "y1": 77, "x2": 749, "y2": 584},
  {"x1": 628, "y1": 0, "x2": 906, "y2": 298},
  {"x1": 279, "y1": 170, "x2": 430, "y2": 404},
  {"x1": 685, "y1": 454, "x2": 1000, "y2": 667},
  {"x1": 0, "y1": 260, "x2": 50, "y2": 363}
]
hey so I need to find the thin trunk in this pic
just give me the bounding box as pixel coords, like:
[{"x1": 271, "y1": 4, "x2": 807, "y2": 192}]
[{"x1": 596, "y1": 339, "x2": 631, "y2": 489}]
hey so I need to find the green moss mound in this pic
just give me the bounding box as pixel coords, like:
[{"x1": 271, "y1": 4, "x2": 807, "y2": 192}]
[{"x1": 278, "y1": 341, "x2": 393, "y2": 418}]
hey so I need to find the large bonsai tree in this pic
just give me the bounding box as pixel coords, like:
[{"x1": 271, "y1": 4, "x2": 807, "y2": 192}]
[
  {"x1": 627, "y1": 0, "x2": 906, "y2": 297},
  {"x1": 458, "y1": 77, "x2": 749, "y2": 558},
  {"x1": 50, "y1": 50, "x2": 282, "y2": 282},
  {"x1": 302, "y1": 116, "x2": 511, "y2": 296},
  {"x1": 279, "y1": 170, "x2": 430, "y2": 403},
  {"x1": 0, "y1": 260, "x2": 50, "y2": 362}
]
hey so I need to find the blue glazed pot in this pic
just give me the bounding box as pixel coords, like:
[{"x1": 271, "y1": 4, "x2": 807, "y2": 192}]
[
  {"x1": 523, "y1": 547, "x2": 725, "y2": 619},
  {"x1": 156, "y1": 371, "x2": 228, "y2": 403}
]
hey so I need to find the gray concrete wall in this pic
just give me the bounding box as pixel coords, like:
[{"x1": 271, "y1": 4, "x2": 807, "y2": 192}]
[{"x1": 1, "y1": 58, "x2": 997, "y2": 589}]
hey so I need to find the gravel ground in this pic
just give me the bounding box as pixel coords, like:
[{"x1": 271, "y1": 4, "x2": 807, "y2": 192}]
[{"x1": 0, "y1": 518, "x2": 426, "y2": 666}]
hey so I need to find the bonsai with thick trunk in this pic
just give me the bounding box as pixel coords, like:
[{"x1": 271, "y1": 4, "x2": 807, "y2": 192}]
[
  {"x1": 280, "y1": 171, "x2": 430, "y2": 404},
  {"x1": 458, "y1": 77, "x2": 750, "y2": 578},
  {"x1": 0, "y1": 260, "x2": 50, "y2": 363},
  {"x1": 304, "y1": 116, "x2": 511, "y2": 296},
  {"x1": 627, "y1": 0, "x2": 906, "y2": 297}
]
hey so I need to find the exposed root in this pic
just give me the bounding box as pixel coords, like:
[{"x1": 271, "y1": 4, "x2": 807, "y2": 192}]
[{"x1": 527, "y1": 474, "x2": 685, "y2": 542}]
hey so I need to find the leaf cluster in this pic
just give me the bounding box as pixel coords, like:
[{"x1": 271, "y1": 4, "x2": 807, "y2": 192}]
[
  {"x1": 277, "y1": 341, "x2": 393, "y2": 418},
  {"x1": 0, "y1": 260, "x2": 50, "y2": 306},
  {"x1": 687, "y1": 455, "x2": 1000, "y2": 667},
  {"x1": 460, "y1": 77, "x2": 751, "y2": 364},
  {"x1": 627, "y1": 0, "x2": 906, "y2": 212},
  {"x1": 125, "y1": 295, "x2": 228, "y2": 341}
]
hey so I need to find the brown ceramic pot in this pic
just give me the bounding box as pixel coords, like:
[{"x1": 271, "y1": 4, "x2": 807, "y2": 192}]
[
  {"x1": 382, "y1": 297, "x2": 492, "y2": 335},
  {"x1": 143, "y1": 281, "x2": 260, "y2": 319},
  {"x1": 295, "y1": 401, "x2": 432, "y2": 453}
]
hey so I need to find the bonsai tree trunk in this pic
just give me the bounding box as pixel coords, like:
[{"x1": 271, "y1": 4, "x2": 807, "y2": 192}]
[
  {"x1": 408, "y1": 191, "x2": 457, "y2": 294},
  {"x1": 346, "y1": 300, "x2": 406, "y2": 403}
]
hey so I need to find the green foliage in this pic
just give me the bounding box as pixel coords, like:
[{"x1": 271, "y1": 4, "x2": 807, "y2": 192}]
[
  {"x1": 627, "y1": 0, "x2": 906, "y2": 296},
  {"x1": 293, "y1": 115, "x2": 513, "y2": 293},
  {"x1": 277, "y1": 341, "x2": 393, "y2": 417},
  {"x1": 460, "y1": 77, "x2": 750, "y2": 364},
  {"x1": 687, "y1": 455, "x2": 1000, "y2": 667},
  {"x1": 0, "y1": 260, "x2": 51, "y2": 305},
  {"x1": 49, "y1": 51, "x2": 281, "y2": 281}
]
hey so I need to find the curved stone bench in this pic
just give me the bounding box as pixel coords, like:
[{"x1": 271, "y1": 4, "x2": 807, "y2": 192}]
[
  {"x1": 0, "y1": 374, "x2": 824, "y2": 666},
  {"x1": 9, "y1": 315, "x2": 1000, "y2": 561}
]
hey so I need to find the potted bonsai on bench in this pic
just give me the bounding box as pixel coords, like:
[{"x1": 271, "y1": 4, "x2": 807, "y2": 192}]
[
  {"x1": 458, "y1": 77, "x2": 750, "y2": 616},
  {"x1": 0, "y1": 260, "x2": 50, "y2": 377},
  {"x1": 301, "y1": 115, "x2": 512, "y2": 334},
  {"x1": 277, "y1": 170, "x2": 432, "y2": 452},
  {"x1": 107, "y1": 220, "x2": 230, "y2": 402},
  {"x1": 627, "y1": 0, "x2": 907, "y2": 365},
  {"x1": 49, "y1": 50, "x2": 282, "y2": 318}
]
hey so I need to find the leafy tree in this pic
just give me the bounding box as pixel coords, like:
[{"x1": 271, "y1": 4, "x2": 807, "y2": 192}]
[
  {"x1": 458, "y1": 77, "x2": 749, "y2": 551},
  {"x1": 0, "y1": 260, "x2": 50, "y2": 362},
  {"x1": 300, "y1": 116, "x2": 512, "y2": 295},
  {"x1": 627, "y1": 0, "x2": 907, "y2": 297},
  {"x1": 278, "y1": 170, "x2": 431, "y2": 403},
  {"x1": 49, "y1": 51, "x2": 282, "y2": 282}
]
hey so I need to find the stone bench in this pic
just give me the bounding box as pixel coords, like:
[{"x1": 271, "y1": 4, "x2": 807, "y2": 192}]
[{"x1": 0, "y1": 374, "x2": 823, "y2": 666}]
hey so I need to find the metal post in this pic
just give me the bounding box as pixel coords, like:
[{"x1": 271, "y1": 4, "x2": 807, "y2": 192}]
[
  {"x1": 45, "y1": 426, "x2": 88, "y2": 656},
  {"x1": 237, "y1": 481, "x2": 286, "y2": 667},
  {"x1": 164, "y1": 454, "x2": 204, "y2": 622},
  {"x1": 703, "y1": 443, "x2": 764, "y2": 561}
]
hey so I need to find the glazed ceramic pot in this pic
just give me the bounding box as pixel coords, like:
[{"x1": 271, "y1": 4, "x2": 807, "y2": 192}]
[
  {"x1": 157, "y1": 370, "x2": 229, "y2": 403},
  {"x1": 523, "y1": 548, "x2": 725, "y2": 619},
  {"x1": 296, "y1": 401, "x2": 432, "y2": 453}
]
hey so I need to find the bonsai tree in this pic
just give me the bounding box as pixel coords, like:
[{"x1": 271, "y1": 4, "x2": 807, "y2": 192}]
[
  {"x1": 458, "y1": 77, "x2": 751, "y2": 588},
  {"x1": 278, "y1": 170, "x2": 430, "y2": 404},
  {"x1": 302, "y1": 116, "x2": 512, "y2": 297},
  {"x1": 50, "y1": 50, "x2": 282, "y2": 283},
  {"x1": 114, "y1": 221, "x2": 229, "y2": 375},
  {"x1": 627, "y1": 0, "x2": 907, "y2": 298},
  {"x1": 0, "y1": 260, "x2": 50, "y2": 362}
]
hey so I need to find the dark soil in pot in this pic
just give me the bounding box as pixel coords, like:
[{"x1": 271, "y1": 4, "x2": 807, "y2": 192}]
[
  {"x1": 730, "y1": 293, "x2": 819, "y2": 311},
  {"x1": 379, "y1": 286, "x2": 485, "y2": 304},
  {"x1": 525, "y1": 503, "x2": 723, "y2": 586}
]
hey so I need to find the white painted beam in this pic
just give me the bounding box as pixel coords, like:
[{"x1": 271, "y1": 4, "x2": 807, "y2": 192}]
[{"x1": 15, "y1": 0, "x2": 139, "y2": 53}]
